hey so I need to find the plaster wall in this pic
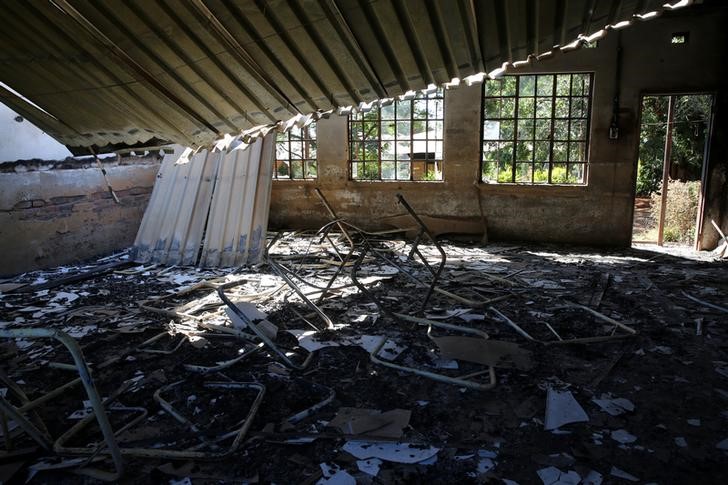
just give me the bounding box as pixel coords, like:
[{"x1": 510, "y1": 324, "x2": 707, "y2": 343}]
[
  {"x1": 0, "y1": 157, "x2": 160, "y2": 276},
  {"x1": 269, "y1": 6, "x2": 727, "y2": 248}
]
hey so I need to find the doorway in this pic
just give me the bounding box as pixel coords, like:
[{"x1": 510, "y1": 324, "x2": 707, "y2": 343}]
[{"x1": 632, "y1": 94, "x2": 713, "y2": 248}]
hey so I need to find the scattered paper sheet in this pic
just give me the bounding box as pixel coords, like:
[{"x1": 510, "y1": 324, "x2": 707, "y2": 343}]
[
  {"x1": 610, "y1": 466, "x2": 639, "y2": 482},
  {"x1": 537, "y1": 466, "x2": 580, "y2": 485},
  {"x1": 226, "y1": 302, "x2": 278, "y2": 340},
  {"x1": 592, "y1": 394, "x2": 634, "y2": 416},
  {"x1": 610, "y1": 429, "x2": 637, "y2": 444}
]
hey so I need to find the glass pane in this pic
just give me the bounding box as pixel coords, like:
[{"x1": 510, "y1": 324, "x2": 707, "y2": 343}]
[
  {"x1": 363, "y1": 162, "x2": 378, "y2": 179},
  {"x1": 304, "y1": 160, "x2": 317, "y2": 178},
  {"x1": 482, "y1": 161, "x2": 497, "y2": 182},
  {"x1": 396, "y1": 121, "x2": 411, "y2": 139},
  {"x1": 553, "y1": 142, "x2": 568, "y2": 162},
  {"x1": 291, "y1": 160, "x2": 304, "y2": 179},
  {"x1": 570, "y1": 120, "x2": 586, "y2": 140},
  {"x1": 484, "y1": 79, "x2": 502, "y2": 97},
  {"x1": 501, "y1": 98, "x2": 516, "y2": 118},
  {"x1": 537, "y1": 75, "x2": 554, "y2": 96},
  {"x1": 517, "y1": 120, "x2": 534, "y2": 141},
  {"x1": 533, "y1": 162, "x2": 549, "y2": 183},
  {"x1": 382, "y1": 140, "x2": 395, "y2": 160},
  {"x1": 500, "y1": 120, "x2": 514, "y2": 140},
  {"x1": 516, "y1": 142, "x2": 533, "y2": 162},
  {"x1": 429, "y1": 98, "x2": 444, "y2": 119},
  {"x1": 431, "y1": 140, "x2": 443, "y2": 160},
  {"x1": 535, "y1": 119, "x2": 551, "y2": 140},
  {"x1": 430, "y1": 120, "x2": 443, "y2": 138},
  {"x1": 307, "y1": 141, "x2": 317, "y2": 159},
  {"x1": 275, "y1": 160, "x2": 289, "y2": 178},
  {"x1": 397, "y1": 141, "x2": 411, "y2": 160},
  {"x1": 382, "y1": 122, "x2": 395, "y2": 140},
  {"x1": 305, "y1": 123, "x2": 316, "y2": 139},
  {"x1": 413, "y1": 99, "x2": 428, "y2": 118},
  {"x1": 484, "y1": 98, "x2": 500, "y2": 119},
  {"x1": 571, "y1": 74, "x2": 589, "y2": 96},
  {"x1": 534, "y1": 141, "x2": 550, "y2": 162},
  {"x1": 276, "y1": 132, "x2": 286, "y2": 143},
  {"x1": 556, "y1": 75, "x2": 571, "y2": 96},
  {"x1": 571, "y1": 97, "x2": 588, "y2": 118},
  {"x1": 516, "y1": 163, "x2": 532, "y2": 183},
  {"x1": 569, "y1": 163, "x2": 585, "y2": 183},
  {"x1": 484, "y1": 121, "x2": 500, "y2": 140},
  {"x1": 569, "y1": 142, "x2": 586, "y2": 162},
  {"x1": 276, "y1": 142, "x2": 289, "y2": 159},
  {"x1": 290, "y1": 141, "x2": 303, "y2": 159},
  {"x1": 497, "y1": 159, "x2": 513, "y2": 183},
  {"x1": 518, "y1": 98, "x2": 534, "y2": 119},
  {"x1": 519, "y1": 75, "x2": 535, "y2": 96},
  {"x1": 381, "y1": 161, "x2": 396, "y2": 179},
  {"x1": 397, "y1": 161, "x2": 411, "y2": 180},
  {"x1": 381, "y1": 104, "x2": 395, "y2": 119},
  {"x1": 555, "y1": 98, "x2": 569, "y2": 118},
  {"x1": 289, "y1": 125, "x2": 302, "y2": 139},
  {"x1": 483, "y1": 142, "x2": 499, "y2": 161},
  {"x1": 396, "y1": 100, "x2": 411, "y2": 119},
  {"x1": 502, "y1": 77, "x2": 517, "y2": 96},
  {"x1": 363, "y1": 142, "x2": 378, "y2": 160},
  {"x1": 554, "y1": 120, "x2": 569, "y2": 140},
  {"x1": 499, "y1": 142, "x2": 514, "y2": 163},
  {"x1": 350, "y1": 122, "x2": 363, "y2": 139},
  {"x1": 536, "y1": 98, "x2": 553, "y2": 118},
  {"x1": 551, "y1": 163, "x2": 568, "y2": 183}
]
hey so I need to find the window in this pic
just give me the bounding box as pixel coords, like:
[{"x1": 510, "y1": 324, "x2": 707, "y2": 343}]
[
  {"x1": 481, "y1": 73, "x2": 592, "y2": 184},
  {"x1": 349, "y1": 89, "x2": 444, "y2": 181},
  {"x1": 274, "y1": 123, "x2": 317, "y2": 179}
]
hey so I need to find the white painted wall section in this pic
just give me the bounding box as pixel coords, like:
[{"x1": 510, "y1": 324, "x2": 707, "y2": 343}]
[{"x1": 0, "y1": 102, "x2": 72, "y2": 162}]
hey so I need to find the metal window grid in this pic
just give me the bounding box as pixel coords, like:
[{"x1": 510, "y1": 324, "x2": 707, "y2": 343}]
[
  {"x1": 481, "y1": 73, "x2": 593, "y2": 185},
  {"x1": 348, "y1": 89, "x2": 445, "y2": 181},
  {"x1": 274, "y1": 123, "x2": 317, "y2": 180}
]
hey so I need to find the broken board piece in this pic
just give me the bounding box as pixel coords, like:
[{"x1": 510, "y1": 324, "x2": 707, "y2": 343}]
[
  {"x1": 328, "y1": 408, "x2": 411, "y2": 438},
  {"x1": 342, "y1": 441, "x2": 439, "y2": 464},
  {"x1": 432, "y1": 336, "x2": 533, "y2": 370},
  {"x1": 544, "y1": 388, "x2": 589, "y2": 431},
  {"x1": 225, "y1": 302, "x2": 278, "y2": 340}
]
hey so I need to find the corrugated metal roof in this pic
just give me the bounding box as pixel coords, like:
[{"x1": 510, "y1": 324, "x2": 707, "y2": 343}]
[{"x1": 0, "y1": 0, "x2": 697, "y2": 152}]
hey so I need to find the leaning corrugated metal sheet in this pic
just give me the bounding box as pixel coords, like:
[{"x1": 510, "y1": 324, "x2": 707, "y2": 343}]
[
  {"x1": 0, "y1": 0, "x2": 698, "y2": 152},
  {"x1": 131, "y1": 133, "x2": 275, "y2": 267}
]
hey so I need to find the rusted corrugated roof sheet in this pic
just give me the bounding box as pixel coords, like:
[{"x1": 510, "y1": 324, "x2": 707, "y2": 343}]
[{"x1": 0, "y1": 0, "x2": 696, "y2": 152}]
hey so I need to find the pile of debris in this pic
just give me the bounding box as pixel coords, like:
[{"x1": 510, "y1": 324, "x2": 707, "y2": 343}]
[{"x1": 1, "y1": 198, "x2": 727, "y2": 483}]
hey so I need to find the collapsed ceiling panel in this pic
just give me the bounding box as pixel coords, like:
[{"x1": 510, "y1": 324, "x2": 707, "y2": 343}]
[{"x1": 0, "y1": 0, "x2": 694, "y2": 152}]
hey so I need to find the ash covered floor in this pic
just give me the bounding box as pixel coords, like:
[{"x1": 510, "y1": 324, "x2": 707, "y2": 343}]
[{"x1": 1, "y1": 234, "x2": 727, "y2": 484}]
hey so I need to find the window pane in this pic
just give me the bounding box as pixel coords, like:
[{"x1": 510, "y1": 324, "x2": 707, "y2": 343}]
[
  {"x1": 501, "y1": 98, "x2": 516, "y2": 118},
  {"x1": 484, "y1": 121, "x2": 500, "y2": 140},
  {"x1": 517, "y1": 120, "x2": 534, "y2": 141},
  {"x1": 291, "y1": 160, "x2": 304, "y2": 179},
  {"x1": 535, "y1": 119, "x2": 551, "y2": 139},
  {"x1": 537, "y1": 75, "x2": 554, "y2": 96},
  {"x1": 382, "y1": 121, "x2": 395, "y2": 140},
  {"x1": 518, "y1": 98, "x2": 534, "y2": 119},
  {"x1": 553, "y1": 142, "x2": 568, "y2": 162},
  {"x1": 381, "y1": 161, "x2": 396, "y2": 179},
  {"x1": 516, "y1": 163, "x2": 532, "y2": 183},
  {"x1": 397, "y1": 141, "x2": 411, "y2": 160},
  {"x1": 482, "y1": 161, "x2": 497, "y2": 181},
  {"x1": 484, "y1": 79, "x2": 502, "y2": 97},
  {"x1": 553, "y1": 120, "x2": 569, "y2": 140},
  {"x1": 570, "y1": 120, "x2": 586, "y2": 140},
  {"x1": 500, "y1": 120, "x2": 514, "y2": 140},
  {"x1": 275, "y1": 160, "x2": 289, "y2": 178},
  {"x1": 551, "y1": 163, "x2": 568, "y2": 183},
  {"x1": 484, "y1": 98, "x2": 500, "y2": 119},
  {"x1": 555, "y1": 98, "x2": 569, "y2": 118},
  {"x1": 497, "y1": 160, "x2": 513, "y2": 182},
  {"x1": 290, "y1": 141, "x2": 303, "y2": 159},
  {"x1": 396, "y1": 100, "x2": 411, "y2": 119},
  {"x1": 569, "y1": 163, "x2": 585, "y2": 183},
  {"x1": 305, "y1": 160, "x2": 317, "y2": 178},
  {"x1": 533, "y1": 162, "x2": 549, "y2": 183},
  {"x1": 396, "y1": 121, "x2": 411, "y2": 139},
  {"x1": 534, "y1": 141, "x2": 550, "y2": 162},
  {"x1": 536, "y1": 98, "x2": 553, "y2": 118},
  {"x1": 430, "y1": 120, "x2": 443, "y2": 138},
  {"x1": 503, "y1": 77, "x2": 517, "y2": 96},
  {"x1": 397, "y1": 161, "x2": 411, "y2": 180},
  {"x1": 571, "y1": 97, "x2": 588, "y2": 118},
  {"x1": 382, "y1": 140, "x2": 395, "y2": 160},
  {"x1": 556, "y1": 75, "x2": 571, "y2": 95},
  {"x1": 413, "y1": 99, "x2": 428, "y2": 118},
  {"x1": 381, "y1": 104, "x2": 395, "y2": 120},
  {"x1": 569, "y1": 141, "x2": 586, "y2": 162},
  {"x1": 307, "y1": 141, "x2": 317, "y2": 159},
  {"x1": 519, "y1": 76, "x2": 535, "y2": 96},
  {"x1": 516, "y1": 142, "x2": 533, "y2": 162},
  {"x1": 483, "y1": 142, "x2": 499, "y2": 161}
]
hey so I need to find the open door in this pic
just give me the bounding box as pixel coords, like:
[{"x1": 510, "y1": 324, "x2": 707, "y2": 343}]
[{"x1": 632, "y1": 94, "x2": 714, "y2": 249}]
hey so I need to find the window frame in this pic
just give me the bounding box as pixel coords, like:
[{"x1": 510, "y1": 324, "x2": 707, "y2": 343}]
[
  {"x1": 480, "y1": 72, "x2": 594, "y2": 185},
  {"x1": 348, "y1": 89, "x2": 445, "y2": 182},
  {"x1": 273, "y1": 122, "x2": 318, "y2": 181}
]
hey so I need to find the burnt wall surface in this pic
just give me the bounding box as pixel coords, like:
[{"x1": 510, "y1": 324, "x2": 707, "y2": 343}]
[
  {"x1": 269, "y1": 5, "x2": 727, "y2": 248},
  {"x1": 0, "y1": 156, "x2": 160, "y2": 276}
]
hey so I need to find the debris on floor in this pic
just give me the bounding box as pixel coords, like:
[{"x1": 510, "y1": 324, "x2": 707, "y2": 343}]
[{"x1": 1, "y1": 223, "x2": 727, "y2": 483}]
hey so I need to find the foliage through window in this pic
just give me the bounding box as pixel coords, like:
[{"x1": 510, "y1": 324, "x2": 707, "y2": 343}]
[
  {"x1": 349, "y1": 89, "x2": 444, "y2": 181},
  {"x1": 275, "y1": 123, "x2": 317, "y2": 180},
  {"x1": 482, "y1": 73, "x2": 592, "y2": 184}
]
